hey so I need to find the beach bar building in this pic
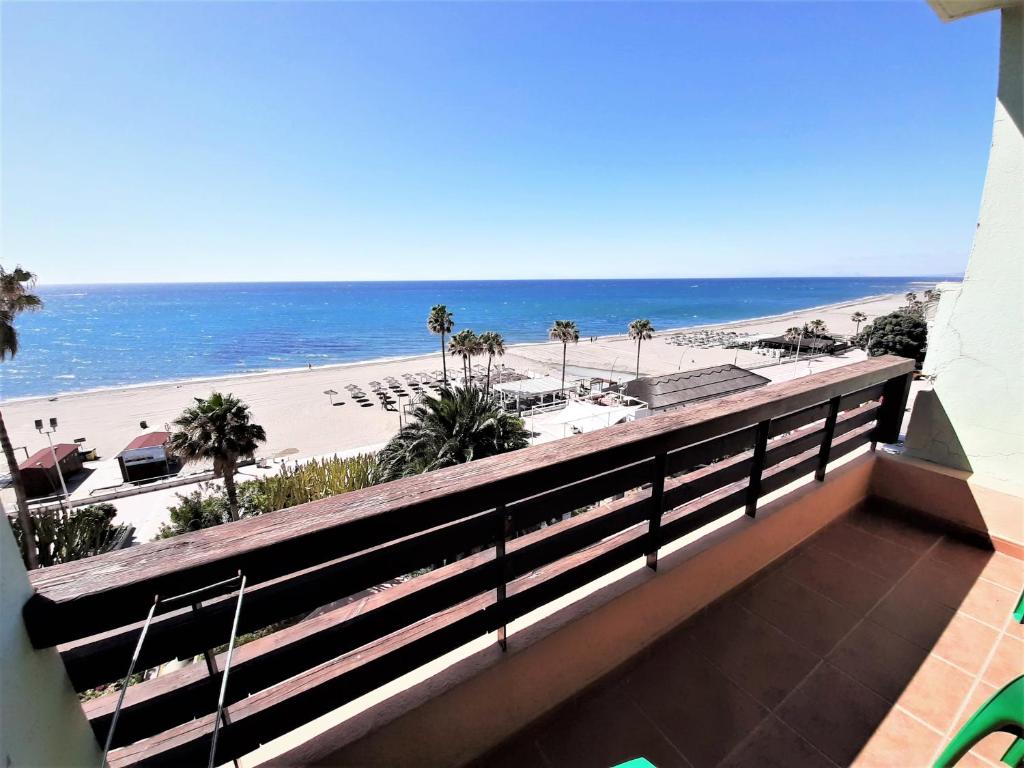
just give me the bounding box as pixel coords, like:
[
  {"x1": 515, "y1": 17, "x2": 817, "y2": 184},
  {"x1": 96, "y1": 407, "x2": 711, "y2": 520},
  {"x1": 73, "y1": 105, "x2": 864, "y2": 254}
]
[
  {"x1": 116, "y1": 431, "x2": 174, "y2": 483},
  {"x1": 622, "y1": 364, "x2": 770, "y2": 413},
  {"x1": 758, "y1": 334, "x2": 846, "y2": 355},
  {"x1": 492, "y1": 374, "x2": 571, "y2": 412},
  {"x1": 17, "y1": 443, "x2": 83, "y2": 499}
]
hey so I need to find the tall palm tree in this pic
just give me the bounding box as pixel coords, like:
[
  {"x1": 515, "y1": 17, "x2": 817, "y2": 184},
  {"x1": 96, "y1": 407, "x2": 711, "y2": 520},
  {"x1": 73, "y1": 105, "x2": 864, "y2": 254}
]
[
  {"x1": 548, "y1": 320, "x2": 579, "y2": 393},
  {"x1": 427, "y1": 305, "x2": 454, "y2": 385},
  {"x1": 377, "y1": 386, "x2": 529, "y2": 482},
  {"x1": 479, "y1": 331, "x2": 506, "y2": 393},
  {"x1": 806, "y1": 319, "x2": 828, "y2": 338},
  {"x1": 783, "y1": 326, "x2": 802, "y2": 341},
  {"x1": 169, "y1": 392, "x2": 267, "y2": 521},
  {"x1": 448, "y1": 329, "x2": 480, "y2": 386},
  {"x1": 627, "y1": 319, "x2": 655, "y2": 379},
  {"x1": 850, "y1": 311, "x2": 867, "y2": 335},
  {"x1": 1, "y1": 265, "x2": 43, "y2": 569}
]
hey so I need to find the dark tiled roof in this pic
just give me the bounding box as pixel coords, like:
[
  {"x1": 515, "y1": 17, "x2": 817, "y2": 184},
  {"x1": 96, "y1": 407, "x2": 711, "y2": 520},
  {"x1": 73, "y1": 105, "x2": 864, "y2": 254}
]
[
  {"x1": 761, "y1": 334, "x2": 835, "y2": 350},
  {"x1": 19, "y1": 443, "x2": 79, "y2": 470},
  {"x1": 623, "y1": 365, "x2": 770, "y2": 411}
]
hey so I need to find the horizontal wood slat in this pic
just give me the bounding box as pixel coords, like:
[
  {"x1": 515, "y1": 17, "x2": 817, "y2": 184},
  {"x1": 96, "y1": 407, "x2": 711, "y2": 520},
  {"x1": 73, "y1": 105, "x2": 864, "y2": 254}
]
[
  {"x1": 26, "y1": 356, "x2": 915, "y2": 649},
  {"x1": 62, "y1": 509, "x2": 498, "y2": 690},
  {"x1": 42, "y1": 358, "x2": 913, "y2": 767}
]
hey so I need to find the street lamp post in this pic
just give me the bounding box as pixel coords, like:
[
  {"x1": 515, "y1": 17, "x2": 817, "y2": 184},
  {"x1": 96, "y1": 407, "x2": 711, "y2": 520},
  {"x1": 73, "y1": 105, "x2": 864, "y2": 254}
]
[{"x1": 35, "y1": 417, "x2": 70, "y2": 510}]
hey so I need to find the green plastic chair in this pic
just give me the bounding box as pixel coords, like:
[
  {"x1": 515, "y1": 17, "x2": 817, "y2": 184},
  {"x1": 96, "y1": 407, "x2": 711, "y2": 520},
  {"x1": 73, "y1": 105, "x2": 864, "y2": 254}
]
[
  {"x1": 934, "y1": 588, "x2": 1024, "y2": 768},
  {"x1": 933, "y1": 676, "x2": 1024, "y2": 767}
]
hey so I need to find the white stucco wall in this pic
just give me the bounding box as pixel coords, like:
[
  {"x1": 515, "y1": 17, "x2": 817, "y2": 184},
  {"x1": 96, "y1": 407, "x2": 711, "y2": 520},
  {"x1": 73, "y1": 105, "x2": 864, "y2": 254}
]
[
  {"x1": 0, "y1": 523, "x2": 100, "y2": 767},
  {"x1": 906, "y1": 6, "x2": 1024, "y2": 486}
]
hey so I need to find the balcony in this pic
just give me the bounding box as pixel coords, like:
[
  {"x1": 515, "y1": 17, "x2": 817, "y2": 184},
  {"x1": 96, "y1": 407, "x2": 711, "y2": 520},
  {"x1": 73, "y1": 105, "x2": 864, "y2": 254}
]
[{"x1": 15, "y1": 355, "x2": 1024, "y2": 767}]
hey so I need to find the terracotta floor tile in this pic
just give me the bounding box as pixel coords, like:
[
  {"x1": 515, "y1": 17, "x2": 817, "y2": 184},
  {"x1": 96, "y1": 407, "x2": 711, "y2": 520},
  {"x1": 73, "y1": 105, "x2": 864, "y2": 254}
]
[
  {"x1": 869, "y1": 580, "x2": 958, "y2": 650},
  {"x1": 978, "y1": 551, "x2": 1024, "y2": 593},
  {"x1": 981, "y1": 633, "x2": 1024, "y2": 687},
  {"x1": 812, "y1": 521, "x2": 920, "y2": 582},
  {"x1": 948, "y1": 683, "x2": 1018, "y2": 766},
  {"x1": 534, "y1": 682, "x2": 689, "y2": 768},
  {"x1": 682, "y1": 602, "x2": 818, "y2": 708},
  {"x1": 736, "y1": 569, "x2": 857, "y2": 656},
  {"x1": 928, "y1": 538, "x2": 999, "y2": 581},
  {"x1": 624, "y1": 641, "x2": 767, "y2": 768},
  {"x1": 828, "y1": 619, "x2": 930, "y2": 702},
  {"x1": 901, "y1": 558, "x2": 988, "y2": 616},
  {"x1": 896, "y1": 654, "x2": 975, "y2": 733},
  {"x1": 959, "y1": 578, "x2": 1020, "y2": 629},
  {"x1": 776, "y1": 663, "x2": 891, "y2": 766},
  {"x1": 717, "y1": 716, "x2": 834, "y2": 768},
  {"x1": 781, "y1": 545, "x2": 890, "y2": 615},
  {"x1": 845, "y1": 507, "x2": 942, "y2": 553},
  {"x1": 932, "y1": 613, "x2": 1000, "y2": 675},
  {"x1": 850, "y1": 706, "x2": 943, "y2": 768}
]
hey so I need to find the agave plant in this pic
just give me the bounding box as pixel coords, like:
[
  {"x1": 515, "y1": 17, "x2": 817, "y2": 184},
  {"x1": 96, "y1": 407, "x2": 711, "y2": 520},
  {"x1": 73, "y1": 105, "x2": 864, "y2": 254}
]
[
  {"x1": 9, "y1": 503, "x2": 132, "y2": 567},
  {"x1": 376, "y1": 386, "x2": 529, "y2": 482}
]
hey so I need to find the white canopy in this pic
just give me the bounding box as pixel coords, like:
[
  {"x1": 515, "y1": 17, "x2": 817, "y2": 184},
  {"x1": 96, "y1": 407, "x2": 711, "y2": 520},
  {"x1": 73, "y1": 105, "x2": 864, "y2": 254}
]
[
  {"x1": 526, "y1": 400, "x2": 643, "y2": 443},
  {"x1": 493, "y1": 375, "x2": 568, "y2": 397}
]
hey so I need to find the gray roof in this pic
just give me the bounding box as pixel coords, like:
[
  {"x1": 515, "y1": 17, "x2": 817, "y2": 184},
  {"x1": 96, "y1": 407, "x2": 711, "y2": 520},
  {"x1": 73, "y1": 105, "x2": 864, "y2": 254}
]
[{"x1": 622, "y1": 365, "x2": 770, "y2": 411}]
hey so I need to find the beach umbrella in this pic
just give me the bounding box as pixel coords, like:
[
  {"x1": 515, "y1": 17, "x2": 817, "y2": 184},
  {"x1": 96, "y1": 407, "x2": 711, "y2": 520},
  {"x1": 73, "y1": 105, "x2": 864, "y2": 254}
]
[{"x1": 323, "y1": 389, "x2": 338, "y2": 405}]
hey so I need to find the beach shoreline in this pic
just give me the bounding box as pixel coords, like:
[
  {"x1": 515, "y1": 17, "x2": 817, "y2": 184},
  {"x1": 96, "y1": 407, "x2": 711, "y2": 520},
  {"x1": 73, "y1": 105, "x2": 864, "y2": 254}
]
[
  {"x1": 0, "y1": 288, "x2": 927, "y2": 518},
  {"x1": 1, "y1": 289, "x2": 912, "y2": 407}
]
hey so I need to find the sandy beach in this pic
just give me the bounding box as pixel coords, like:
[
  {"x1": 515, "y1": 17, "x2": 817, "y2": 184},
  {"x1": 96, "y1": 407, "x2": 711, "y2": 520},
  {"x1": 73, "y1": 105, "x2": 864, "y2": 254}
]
[{"x1": 1, "y1": 291, "x2": 907, "y2": 468}]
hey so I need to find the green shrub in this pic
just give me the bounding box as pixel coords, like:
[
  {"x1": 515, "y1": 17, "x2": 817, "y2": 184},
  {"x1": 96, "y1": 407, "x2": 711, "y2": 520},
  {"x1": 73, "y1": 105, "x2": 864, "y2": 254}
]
[
  {"x1": 154, "y1": 454, "x2": 380, "y2": 539},
  {"x1": 10, "y1": 502, "x2": 131, "y2": 567},
  {"x1": 853, "y1": 311, "x2": 928, "y2": 364}
]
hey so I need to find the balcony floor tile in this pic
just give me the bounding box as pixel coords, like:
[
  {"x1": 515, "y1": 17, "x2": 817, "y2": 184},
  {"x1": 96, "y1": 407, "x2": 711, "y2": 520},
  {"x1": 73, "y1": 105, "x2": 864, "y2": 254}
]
[{"x1": 480, "y1": 507, "x2": 1024, "y2": 768}]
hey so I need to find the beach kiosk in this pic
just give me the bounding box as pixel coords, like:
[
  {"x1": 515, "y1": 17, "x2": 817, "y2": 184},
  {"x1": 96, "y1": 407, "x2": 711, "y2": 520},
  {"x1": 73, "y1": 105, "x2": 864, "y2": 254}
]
[
  {"x1": 117, "y1": 431, "x2": 174, "y2": 483},
  {"x1": 623, "y1": 365, "x2": 770, "y2": 414},
  {"x1": 18, "y1": 443, "x2": 83, "y2": 499}
]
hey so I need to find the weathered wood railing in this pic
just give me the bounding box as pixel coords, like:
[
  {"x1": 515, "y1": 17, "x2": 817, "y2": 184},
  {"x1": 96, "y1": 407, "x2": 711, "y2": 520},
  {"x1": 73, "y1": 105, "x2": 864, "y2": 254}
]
[{"x1": 22, "y1": 355, "x2": 915, "y2": 767}]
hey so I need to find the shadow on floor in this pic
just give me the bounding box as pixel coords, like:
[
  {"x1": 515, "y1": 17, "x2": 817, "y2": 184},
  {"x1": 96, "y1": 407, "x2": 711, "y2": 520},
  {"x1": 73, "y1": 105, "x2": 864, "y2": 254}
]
[{"x1": 476, "y1": 500, "x2": 1024, "y2": 768}]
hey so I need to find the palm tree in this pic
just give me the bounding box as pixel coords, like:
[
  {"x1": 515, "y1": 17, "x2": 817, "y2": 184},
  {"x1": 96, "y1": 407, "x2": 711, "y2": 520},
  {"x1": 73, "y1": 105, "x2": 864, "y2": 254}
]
[
  {"x1": 427, "y1": 305, "x2": 454, "y2": 385},
  {"x1": 783, "y1": 326, "x2": 802, "y2": 342},
  {"x1": 627, "y1": 319, "x2": 655, "y2": 380},
  {"x1": 479, "y1": 331, "x2": 506, "y2": 393},
  {"x1": 1, "y1": 265, "x2": 43, "y2": 569},
  {"x1": 169, "y1": 392, "x2": 267, "y2": 521},
  {"x1": 377, "y1": 386, "x2": 529, "y2": 482},
  {"x1": 448, "y1": 329, "x2": 480, "y2": 386},
  {"x1": 548, "y1": 320, "x2": 580, "y2": 393},
  {"x1": 850, "y1": 311, "x2": 868, "y2": 335},
  {"x1": 806, "y1": 319, "x2": 828, "y2": 338},
  {"x1": 905, "y1": 291, "x2": 918, "y2": 305}
]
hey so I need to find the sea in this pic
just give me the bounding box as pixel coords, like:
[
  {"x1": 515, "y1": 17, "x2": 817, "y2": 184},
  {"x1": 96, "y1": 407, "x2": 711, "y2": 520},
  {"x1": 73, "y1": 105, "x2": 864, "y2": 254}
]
[{"x1": 1, "y1": 277, "x2": 942, "y2": 400}]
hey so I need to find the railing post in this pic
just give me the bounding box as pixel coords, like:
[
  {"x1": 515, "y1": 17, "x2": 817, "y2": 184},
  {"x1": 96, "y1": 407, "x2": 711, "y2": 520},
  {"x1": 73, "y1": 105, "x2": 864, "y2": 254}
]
[
  {"x1": 745, "y1": 419, "x2": 772, "y2": 517},
  {"x1": 646, "y1": 453, "x2": 667, "y2": 571},
  {"x1": 815, "y1": 396, "x2": 842, "y2": 481},
  {"x1": 494, "y1": 504, "x2": 511, "y2": 651},
  {"x1": 873, "y1": 372, "x2": 913, "y2": 446}
]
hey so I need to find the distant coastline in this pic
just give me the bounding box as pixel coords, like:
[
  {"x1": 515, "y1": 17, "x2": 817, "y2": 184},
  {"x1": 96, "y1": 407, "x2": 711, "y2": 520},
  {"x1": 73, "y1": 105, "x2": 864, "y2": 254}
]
[{"x1": 2, "y1": 279, "x2": 946, "y2": 404}]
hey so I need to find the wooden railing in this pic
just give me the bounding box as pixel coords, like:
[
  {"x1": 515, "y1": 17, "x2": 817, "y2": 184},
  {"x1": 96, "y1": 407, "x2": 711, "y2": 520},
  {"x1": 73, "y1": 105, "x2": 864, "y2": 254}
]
[{"x1": 22, "y1": 355, "x2": 915, "y2": 767}]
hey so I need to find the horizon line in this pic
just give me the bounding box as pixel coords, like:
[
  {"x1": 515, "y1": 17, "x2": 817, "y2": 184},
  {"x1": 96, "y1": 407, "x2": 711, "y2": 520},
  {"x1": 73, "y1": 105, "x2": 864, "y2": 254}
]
[{"x1": 36, "y1": 274, "x2": 964, "y2": 288}]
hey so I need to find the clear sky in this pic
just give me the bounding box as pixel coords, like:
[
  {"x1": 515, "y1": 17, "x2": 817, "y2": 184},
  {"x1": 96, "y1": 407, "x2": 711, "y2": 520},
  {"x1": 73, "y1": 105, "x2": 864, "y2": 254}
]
[{"x1": 1, "y1": 1, "x2": 999, "y2": 284}]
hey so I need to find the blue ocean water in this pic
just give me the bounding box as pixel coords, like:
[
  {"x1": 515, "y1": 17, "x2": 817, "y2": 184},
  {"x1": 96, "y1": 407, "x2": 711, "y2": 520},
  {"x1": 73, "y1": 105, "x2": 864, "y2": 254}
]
[{"x1": 2, "y1": 278, "x2": 937, "y2": 399}]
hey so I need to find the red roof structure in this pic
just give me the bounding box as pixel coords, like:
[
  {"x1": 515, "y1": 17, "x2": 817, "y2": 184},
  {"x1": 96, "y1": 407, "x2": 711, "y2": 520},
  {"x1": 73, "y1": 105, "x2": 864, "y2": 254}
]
[
  {"x1": 120, "y1": 432, "x2": 170, "y2": 453},
  {"x1": 19, "y1": 443, "x2": 79, "y2": 470}
]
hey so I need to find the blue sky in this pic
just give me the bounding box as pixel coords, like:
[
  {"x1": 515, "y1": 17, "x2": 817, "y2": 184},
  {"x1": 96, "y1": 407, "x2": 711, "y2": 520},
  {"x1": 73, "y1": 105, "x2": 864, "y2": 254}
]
[{"x1": 1, "y1": 1, "x2": 999, "y2": 284}]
